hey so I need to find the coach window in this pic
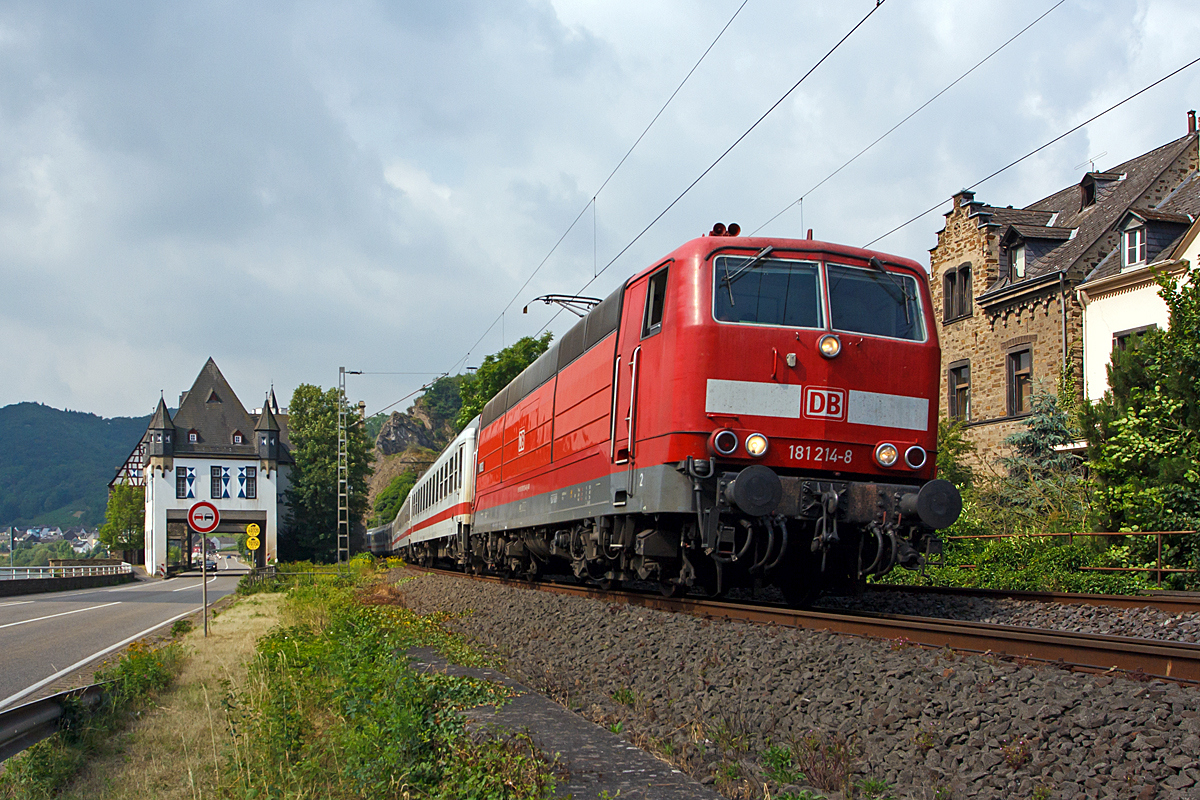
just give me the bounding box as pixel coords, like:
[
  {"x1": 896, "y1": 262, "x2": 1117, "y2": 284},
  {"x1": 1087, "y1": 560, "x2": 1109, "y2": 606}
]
[
  {"x1": 641, "y1": 268, "x2": 668, "y2": 338},
  {"x1": 1007, "y1": 348, "x2": 1032, "y2": 416},
  {"x1": 948, "y1": 361, "x2": 970, "y2": 421}
]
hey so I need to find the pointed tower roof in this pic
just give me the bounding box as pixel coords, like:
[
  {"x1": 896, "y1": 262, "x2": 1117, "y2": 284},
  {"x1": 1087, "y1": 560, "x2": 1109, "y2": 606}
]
[
  {"x1": 149, "y1": 395, "x2": 173, "y2": 429},
  {"x1": 171, "y1": 358, "x2": 258, "y2": 456},
  {"x1": 268, "y1": 386, "x2": 279, "y2": 414},
  {"x1": 255, "y1": 397, "x2": 281, "y2": 432}
]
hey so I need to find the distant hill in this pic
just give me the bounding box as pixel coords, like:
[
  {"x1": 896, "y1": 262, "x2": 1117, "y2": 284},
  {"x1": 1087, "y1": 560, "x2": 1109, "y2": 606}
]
[{"x1": 0, "y1": 403, "x2": 150, "y2": 529}]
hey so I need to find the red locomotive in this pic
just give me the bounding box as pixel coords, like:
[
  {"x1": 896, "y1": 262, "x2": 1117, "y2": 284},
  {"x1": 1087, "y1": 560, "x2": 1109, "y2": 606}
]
[{"x1": 369, "y1": 225, "x2": 960, "y2": 604}]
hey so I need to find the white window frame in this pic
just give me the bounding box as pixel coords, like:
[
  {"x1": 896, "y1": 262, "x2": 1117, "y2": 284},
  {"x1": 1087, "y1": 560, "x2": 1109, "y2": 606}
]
[
  {"x1": 1123, "y1": 227, "x2": 1146, "y2": 268},
  {"x1": 1011, "y1": 244, "x2": 1026, "y2": 279}
]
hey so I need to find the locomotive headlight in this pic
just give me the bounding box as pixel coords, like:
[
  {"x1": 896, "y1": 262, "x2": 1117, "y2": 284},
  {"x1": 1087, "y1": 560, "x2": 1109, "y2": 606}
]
[
  {"x1": 818, "y1": 333, "x2": 842, "y2": 358},
  {"x1": 904, "y1": 445, "x2": 928, "y2": 469},
  {"x1": 874, "y1": 443, "x2": 899, "y2": 467},
  {"x1": 745, "y1": 433, "x2": 769, "y2": 458},
  {"x1": 710, "y1": 428, "x2": 739, "y2": 456}
]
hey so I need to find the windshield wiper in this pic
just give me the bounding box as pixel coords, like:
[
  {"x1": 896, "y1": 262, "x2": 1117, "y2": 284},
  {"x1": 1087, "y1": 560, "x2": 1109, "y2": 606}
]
[
  {"x1": 868, "y1": 256, "x2": 915, "y2": 325},
  {"x1": 721, "y1": 246, "x2": 774, "y2": 305}
]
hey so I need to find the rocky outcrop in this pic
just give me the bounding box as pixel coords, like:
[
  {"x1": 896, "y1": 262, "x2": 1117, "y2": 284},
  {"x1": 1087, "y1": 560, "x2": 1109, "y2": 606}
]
[{"x1": 376, "y1": 412, "x2": 440, "y2": 455}]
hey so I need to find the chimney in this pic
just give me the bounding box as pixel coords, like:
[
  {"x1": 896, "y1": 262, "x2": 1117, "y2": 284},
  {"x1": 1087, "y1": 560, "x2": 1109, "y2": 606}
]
[{"x1": 1189, "y1": 110, "x2": 1197, "y2": 135}]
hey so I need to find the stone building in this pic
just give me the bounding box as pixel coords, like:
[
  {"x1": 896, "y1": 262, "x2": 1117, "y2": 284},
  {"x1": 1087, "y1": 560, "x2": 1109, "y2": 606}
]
[
  {"x1": 124, "y1": 358, "x2": 292, "y2": 576},
  {"x1": 930, "y1": 113, "x2": 1199, "y2": 459}
]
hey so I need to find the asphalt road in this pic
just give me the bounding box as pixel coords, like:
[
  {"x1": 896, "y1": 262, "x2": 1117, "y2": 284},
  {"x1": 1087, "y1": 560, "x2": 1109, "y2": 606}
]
[{"x1": 0, "y1": 555, "x2": 248, "y2": 710}]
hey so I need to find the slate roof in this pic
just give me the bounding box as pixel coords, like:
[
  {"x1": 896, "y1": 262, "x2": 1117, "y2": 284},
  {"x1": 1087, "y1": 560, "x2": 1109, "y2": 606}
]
[
  {"x1": 149, "y1": 396, "x2": 172, "y2": 429},
  {"x1": 1083, "y1": 173, "x2": 1200, "y2": 283},
  {"x1": 138, "y1": 358, "x2": 293, "y2": 464},
  {"x1": 255, "y1": 401, "x2": 280, "y2": 432},
  {"x1": 1008, "y1": 224, "x2": 1074, "y2": 241},
  {"x1": 974, "y1": 133, "x2": 1198, "y2": 301}
]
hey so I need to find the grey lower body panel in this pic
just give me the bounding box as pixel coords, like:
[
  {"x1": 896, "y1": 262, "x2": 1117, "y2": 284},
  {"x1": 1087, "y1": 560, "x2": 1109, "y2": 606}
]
[{"x1": 472, "y1": 463, "x2": 695, "y2": 533}]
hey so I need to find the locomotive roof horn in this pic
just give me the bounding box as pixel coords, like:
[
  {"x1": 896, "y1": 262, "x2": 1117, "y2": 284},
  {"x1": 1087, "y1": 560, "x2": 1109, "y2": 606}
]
[{"x1": 708, "y1": 222, "x2": 741, "y2": 237}]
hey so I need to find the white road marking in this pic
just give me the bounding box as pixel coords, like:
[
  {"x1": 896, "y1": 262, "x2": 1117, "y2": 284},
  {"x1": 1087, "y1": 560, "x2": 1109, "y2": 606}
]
[
  {"x1": 0, "y1": 601, "x2": 34, "y2": 608},
  {"x1": 171, "y1": 576, "x2": 218, "y2": 592},
  {"x1": 0, "y1": 604, "x2": 203, "y2": 711},
  {"x1": 0, "y1": 602, "x2": 121, "y2": 630}
]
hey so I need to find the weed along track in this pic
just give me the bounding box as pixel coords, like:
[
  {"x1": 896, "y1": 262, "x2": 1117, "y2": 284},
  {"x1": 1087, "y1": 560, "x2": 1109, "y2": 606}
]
[{"x1": 398, "y1": 567, "x2": 1200, "y2": 799}]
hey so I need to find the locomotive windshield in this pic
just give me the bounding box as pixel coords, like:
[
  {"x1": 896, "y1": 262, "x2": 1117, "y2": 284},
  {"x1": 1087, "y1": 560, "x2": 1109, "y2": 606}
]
[
  {"x1": 827, "y1": 263, "x2": 925, "y2": 341},
  {"x1": 713, "y1": 256, "x2": 822, "y2": 327},
  {"x1": 712, "y1": 255, "x2": 925, "y2": 341}
]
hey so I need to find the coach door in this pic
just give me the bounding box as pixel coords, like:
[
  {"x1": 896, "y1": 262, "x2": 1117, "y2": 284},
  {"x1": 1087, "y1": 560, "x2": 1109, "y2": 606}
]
[{"x1": 611, "y1": 263, "x2": 670, "y2": 484}]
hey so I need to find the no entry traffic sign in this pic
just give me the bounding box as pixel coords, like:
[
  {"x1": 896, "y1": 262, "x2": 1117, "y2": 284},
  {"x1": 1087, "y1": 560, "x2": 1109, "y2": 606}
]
[{"x1": 188, "y1": 501, "x2": 220, "y2": 534}]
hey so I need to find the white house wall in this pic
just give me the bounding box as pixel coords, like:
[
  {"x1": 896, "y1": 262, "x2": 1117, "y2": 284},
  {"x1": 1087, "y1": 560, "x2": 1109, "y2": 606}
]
[
  {"x1": 144, "y1": 457, "x2": 288, "y2": 576},
  {"x1": 1082, "y1": 284, "x2": 1172, "y2": 401},
  {"x1": 1081, "y1": 231, "x2": 1199, "y2": 402}
]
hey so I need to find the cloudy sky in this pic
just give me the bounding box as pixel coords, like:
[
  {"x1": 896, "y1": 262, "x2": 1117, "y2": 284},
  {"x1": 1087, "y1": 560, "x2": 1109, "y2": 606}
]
[{"x1": 2, "y1": 0, "x2": 1198, "y2": 419}]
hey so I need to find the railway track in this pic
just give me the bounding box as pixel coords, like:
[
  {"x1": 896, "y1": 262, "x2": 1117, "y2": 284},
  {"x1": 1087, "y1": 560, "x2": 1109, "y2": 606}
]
[
  {"x1": 411, "y1": 566, "x2": 1200, "y2": 685},
  {"x1": 865, "y1": 581, "x2": 1200, "y2": 615}
]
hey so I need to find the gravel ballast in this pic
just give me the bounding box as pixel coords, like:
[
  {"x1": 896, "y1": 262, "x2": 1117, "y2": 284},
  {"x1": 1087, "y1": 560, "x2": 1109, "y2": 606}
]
[{"x1": 395, "y1": 570, "x2": 1200, "y2": 800}]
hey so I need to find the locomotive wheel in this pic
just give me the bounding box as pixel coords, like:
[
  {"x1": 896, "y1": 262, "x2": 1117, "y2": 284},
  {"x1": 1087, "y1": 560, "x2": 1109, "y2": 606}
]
[
  {"x1": 779, "y1": 580, "x2": 819, "y2": 608},
  {"x1": 659, "y1": 580, "x2": 685, "y2": 598}
]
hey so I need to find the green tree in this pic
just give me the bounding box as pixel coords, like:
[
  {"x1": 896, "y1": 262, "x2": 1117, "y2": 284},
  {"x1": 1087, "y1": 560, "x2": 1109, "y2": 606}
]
[
  {"x1": 281, "y1": 385, "x2": 375, "y2": 562},
  {"x1": 456, "y1": 333, "x2": 553, "y2": 428},
  {"x1": 967, "y1": 392, "x2": 1088, "y2": 538},
  {"x1": 423, "y1": 375, "x2": 465, "y2": 430},
  {"x1": 371, "y1": 470, "x2": 418, "y2": 527},
  {"x1": 1083, "y1": 264, "x2": 1200, "y2": 534},
  {"x1": 1082, "y1": 265, "x2": 1200, "y2": 587},
  {"x1": 100, "y1": 484, "x2": 145, "y2": 553},
  {"x1": 935, "y1": 417, "x2": 975, "y2": 490},
  {"x1": 13, "y1": 540, "x2": 75, "y2": 567}
]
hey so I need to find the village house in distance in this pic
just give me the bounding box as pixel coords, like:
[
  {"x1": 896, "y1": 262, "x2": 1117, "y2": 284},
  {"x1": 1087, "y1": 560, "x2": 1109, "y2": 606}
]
[
  {"x1": 930, "y1": 111, "x2": 1200, "y2": 459},
  {"x1": 114, "y1": 358, "x2": 291, "y2": 576}
]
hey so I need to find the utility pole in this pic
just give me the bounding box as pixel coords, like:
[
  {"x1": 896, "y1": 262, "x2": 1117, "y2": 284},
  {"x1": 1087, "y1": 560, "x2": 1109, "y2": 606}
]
[{"x1": 337, "y1": 367, "x2": 350, "y2": 566}]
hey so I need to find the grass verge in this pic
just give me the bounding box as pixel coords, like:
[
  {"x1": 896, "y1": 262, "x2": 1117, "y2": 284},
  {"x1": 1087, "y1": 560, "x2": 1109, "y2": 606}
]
[
  {"x1": 2, "y1": 557, "x2": 560, "y2": 799},
  {"x1": 225, "y1": 557, "x2": 560, "y2": 798}
]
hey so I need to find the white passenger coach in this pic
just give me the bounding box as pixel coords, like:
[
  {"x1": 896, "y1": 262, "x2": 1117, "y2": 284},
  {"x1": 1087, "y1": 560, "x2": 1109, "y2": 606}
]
[{"x1": 366, "y1": 416, "x2": 478, "y2": 565}]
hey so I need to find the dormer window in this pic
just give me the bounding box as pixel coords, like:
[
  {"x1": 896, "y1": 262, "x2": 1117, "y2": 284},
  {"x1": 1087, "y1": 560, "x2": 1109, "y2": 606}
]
[
  {"x1": 232, "y1": 430, "x2": 244, "y2": 445},
  {"x1": 1123, "y1": 227, "x2": 1146, "y2": 267},
  {"x1": 188, "y1": 430, "x2": 199, "y2": 443},
  {"x1": 1081, "y1": 181, "x2": 1096, "y2": 209},
  {"x1": 1010, "y1": 244, "x2": 1026, "y2": 279}
]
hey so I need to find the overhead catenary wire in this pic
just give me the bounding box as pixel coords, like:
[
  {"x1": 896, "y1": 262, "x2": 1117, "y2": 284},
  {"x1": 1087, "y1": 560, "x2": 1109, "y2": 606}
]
[
  {"x1": 535, "y1": 0, "x2": 890, "y2": 337},
  {"x1": 863, "y1": 53, "x2": 1200, "y2": 248},
  {"x1": 751, "y1": 0, "x2": 1066, "y2": 236},
  {"x1": 443, "y1": 0, "x2": 753, "y2": 379}
]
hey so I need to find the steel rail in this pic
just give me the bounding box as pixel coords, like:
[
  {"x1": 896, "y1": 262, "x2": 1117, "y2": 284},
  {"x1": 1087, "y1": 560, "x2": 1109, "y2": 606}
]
[
  {"x1": 865, "y1": 582, "x2": 1200, "y2": 615},
  {"x1": 0, "y1": 683, "x2": 107, "y2": 762},
  {"x1": 409, "y1": 567, "x2": 1200, "y2": 685}
]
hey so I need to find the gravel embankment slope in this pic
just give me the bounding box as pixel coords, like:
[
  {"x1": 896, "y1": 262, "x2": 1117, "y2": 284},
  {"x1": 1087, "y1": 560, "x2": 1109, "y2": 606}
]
[{"x1": 395, "y1": 571, "x2": 1200, "y2": 800}]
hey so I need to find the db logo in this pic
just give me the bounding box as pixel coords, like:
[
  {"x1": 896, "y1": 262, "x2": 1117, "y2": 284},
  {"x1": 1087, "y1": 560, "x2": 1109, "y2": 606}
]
[
  {"x1": 518, "y1": 428, "x2": 526, "y2": 453},
  {"x1": 804, "y1": 387, "x2": 847, "y2": 420}
]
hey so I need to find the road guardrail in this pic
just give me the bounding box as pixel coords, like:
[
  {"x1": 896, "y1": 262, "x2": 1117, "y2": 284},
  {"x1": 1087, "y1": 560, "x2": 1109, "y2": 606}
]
[
  {"x1": 0, "y1": 683, "x2": 106, "y2": 762},
  {"x1": 0, "y1": 563, "x2": 132, "y2": 581}
]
